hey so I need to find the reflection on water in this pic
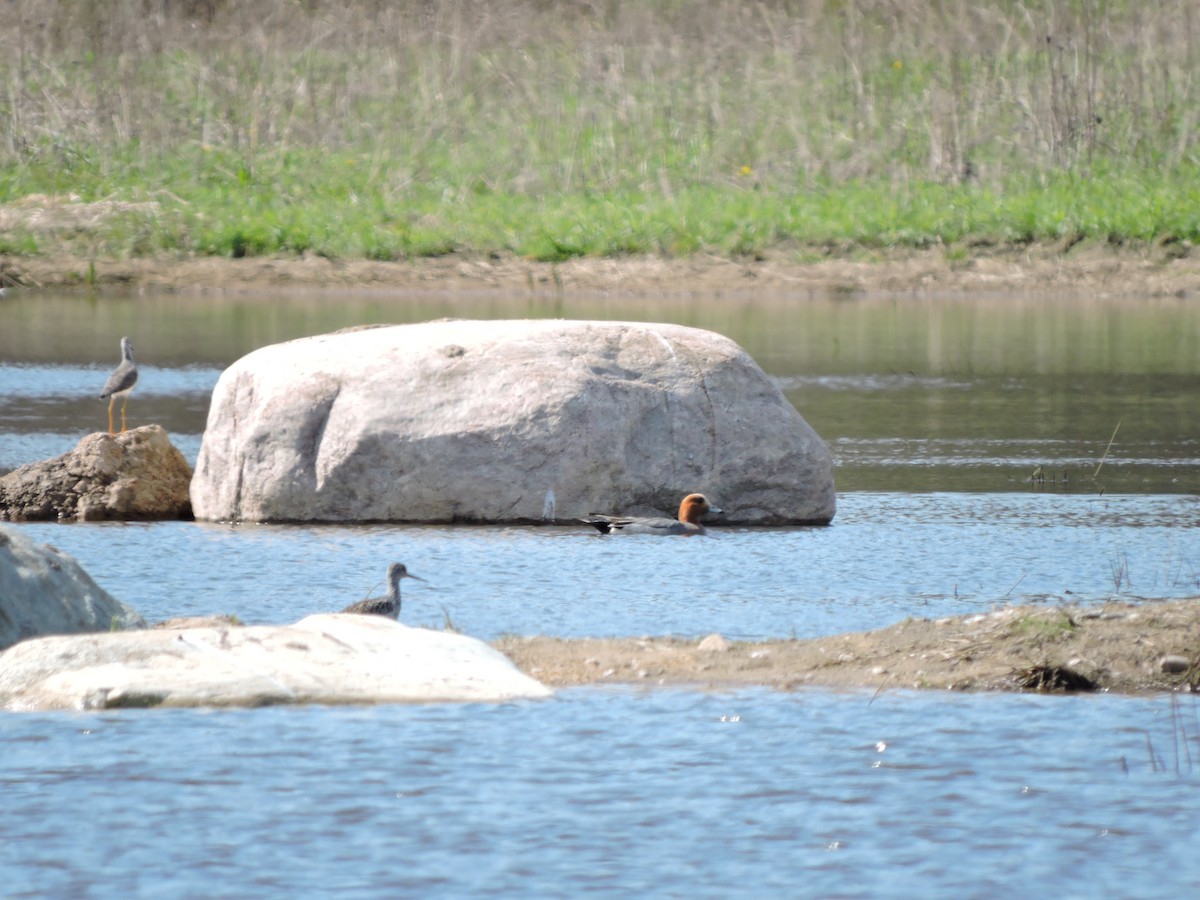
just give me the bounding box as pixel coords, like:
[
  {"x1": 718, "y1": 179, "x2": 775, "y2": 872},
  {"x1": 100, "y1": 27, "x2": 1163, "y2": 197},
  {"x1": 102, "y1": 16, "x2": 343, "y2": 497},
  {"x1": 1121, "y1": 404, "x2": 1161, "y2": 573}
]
[
  {"x1": 3, "y1": 288, "x2": 1197, "y2": 374},
  {"x1": 784, "y1": 370, "x2": 1199, "y2": 493},
  {"x1": 1, "y1": 288, "x2": 1196, "y2": 492}
]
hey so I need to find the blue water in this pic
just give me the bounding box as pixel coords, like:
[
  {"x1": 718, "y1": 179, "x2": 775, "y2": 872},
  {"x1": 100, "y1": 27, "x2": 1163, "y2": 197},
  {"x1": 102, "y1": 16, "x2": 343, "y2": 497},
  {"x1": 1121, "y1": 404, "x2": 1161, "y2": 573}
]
[
  {"x1": 12, "y1": 492, "x2": 1199, "y2": 639},
  {"x1": 2, "y1": 689, "x2": 1199, "y2": 897}
]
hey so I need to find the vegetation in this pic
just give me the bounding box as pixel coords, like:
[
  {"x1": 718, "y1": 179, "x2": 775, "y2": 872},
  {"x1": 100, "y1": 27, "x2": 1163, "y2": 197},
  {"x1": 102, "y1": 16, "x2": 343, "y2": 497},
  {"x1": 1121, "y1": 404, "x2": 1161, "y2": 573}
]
[
  {"x1": 1, "y1": 0, "x2": 1199, "y2": 263},
  {"x1": 1015, "y1": 610, "x2": 1078, "y2": 641}
]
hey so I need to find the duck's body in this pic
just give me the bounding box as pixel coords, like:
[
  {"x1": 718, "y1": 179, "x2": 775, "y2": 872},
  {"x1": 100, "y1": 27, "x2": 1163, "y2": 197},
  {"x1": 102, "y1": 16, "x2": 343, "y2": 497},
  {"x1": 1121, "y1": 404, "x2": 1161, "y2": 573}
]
[
  {"x1": 99, "y1": 337, "x2": 138, "y2": 434},
  {"x1": 586, "y1": 514, "x2": 706, "y2": 536},
  {"x1": 340, "y1": 562, "x2": 424, "y2": 619},
  {"x1": 582, "y1": 493, "x2": 721, "y2": 536}
]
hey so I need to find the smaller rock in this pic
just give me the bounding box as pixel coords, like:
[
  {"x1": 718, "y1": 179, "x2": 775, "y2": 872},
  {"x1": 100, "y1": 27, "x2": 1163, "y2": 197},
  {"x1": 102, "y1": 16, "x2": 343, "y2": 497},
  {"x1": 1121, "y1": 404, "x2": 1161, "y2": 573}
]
[
  {"x1": 1160, "y1": 655, "x2": 1191, "y2": 674},
  {"x1": 0, "y1": 525, "x2": 145, "y2": 651},
  {"x1": 0, "y1": 425, "x2": 192, "y2": 521},
  {"x1": 698, "y1": 633, "x2": 730, "y2": 653}
]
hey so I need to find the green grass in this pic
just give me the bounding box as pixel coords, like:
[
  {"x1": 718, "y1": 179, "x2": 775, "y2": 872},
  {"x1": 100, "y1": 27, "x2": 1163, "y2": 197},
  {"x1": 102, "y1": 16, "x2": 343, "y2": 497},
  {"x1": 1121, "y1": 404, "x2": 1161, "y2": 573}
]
[
  {"x1": 5, "y1": 148, "x2": 1198, "y2": 262},
  {"x1": 1016, "y1": 611, "x2": 1078, "y2": 641},
  {"x1": 2, "y1": 1, "x2": 1200, "y2": 264}
]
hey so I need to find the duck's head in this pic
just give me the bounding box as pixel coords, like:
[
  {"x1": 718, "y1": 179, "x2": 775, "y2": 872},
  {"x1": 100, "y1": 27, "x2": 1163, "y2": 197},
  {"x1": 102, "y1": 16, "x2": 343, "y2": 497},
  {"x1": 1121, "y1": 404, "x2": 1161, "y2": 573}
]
[{"x1": 678, "y1": 493, "x2": 721, "y2": 523}]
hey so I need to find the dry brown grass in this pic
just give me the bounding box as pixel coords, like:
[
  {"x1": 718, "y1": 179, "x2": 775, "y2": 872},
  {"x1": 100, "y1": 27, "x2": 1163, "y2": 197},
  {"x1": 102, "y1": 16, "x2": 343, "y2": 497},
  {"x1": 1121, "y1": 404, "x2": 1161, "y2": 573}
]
[{"x1": 2, "y1": 1, "x2": 1197, "y2": 186}]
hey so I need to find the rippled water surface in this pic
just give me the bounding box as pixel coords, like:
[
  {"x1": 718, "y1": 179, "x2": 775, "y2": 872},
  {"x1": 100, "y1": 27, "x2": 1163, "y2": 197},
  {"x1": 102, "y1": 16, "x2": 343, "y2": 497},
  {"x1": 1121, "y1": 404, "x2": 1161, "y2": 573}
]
[
  {"x1": 13, "y1": 492, "x2": 1200, "y2": 639},
  {"x1": 1, "y1": 289, "x2": 1198, "y2": 896},
  {"x1": 3, "y1": 690, "x2": 1200, "y2": 897}
]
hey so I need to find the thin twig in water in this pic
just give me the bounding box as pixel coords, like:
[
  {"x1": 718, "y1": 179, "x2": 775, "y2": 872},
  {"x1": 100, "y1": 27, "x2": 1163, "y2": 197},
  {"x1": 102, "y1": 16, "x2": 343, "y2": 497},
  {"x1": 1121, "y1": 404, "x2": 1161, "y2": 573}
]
[
  {"x1": 1005, "y1": 574, "x2": 1028, "y2": 597},
  {"x1": 1092, "y1": 419, "x2": 1122, "y2": 479},
  {"x1": 1145, "y1": 731, "x2": 1162, "y2": 772}
]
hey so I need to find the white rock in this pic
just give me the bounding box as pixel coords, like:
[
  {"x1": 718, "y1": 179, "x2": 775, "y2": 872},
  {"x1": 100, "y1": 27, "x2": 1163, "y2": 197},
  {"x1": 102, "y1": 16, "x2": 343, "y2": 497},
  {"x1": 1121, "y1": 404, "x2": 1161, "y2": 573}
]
[
  {"x1": 190, "y1": 320, "x2": 835, "y2": 524},
  {"x1": 698, "y1": 633, "x2": 730, "y2": 653},
  {"x1": 0, "y1": 525, "x2": 146, "y2": 651},
  {"x1": 0, "y1": 614, "x2": 552, "y2": 710}
]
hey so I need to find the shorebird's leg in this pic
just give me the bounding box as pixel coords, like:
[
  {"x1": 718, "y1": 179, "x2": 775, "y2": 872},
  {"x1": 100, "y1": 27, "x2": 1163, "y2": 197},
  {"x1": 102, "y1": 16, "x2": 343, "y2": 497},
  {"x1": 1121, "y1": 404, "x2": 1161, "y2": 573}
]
[
  {"x1": 108, "y1": 396, "x2": 117, "y2": 434},
  {"x1": 120, "y1": 396, "x2": 129, "y2": 433}
]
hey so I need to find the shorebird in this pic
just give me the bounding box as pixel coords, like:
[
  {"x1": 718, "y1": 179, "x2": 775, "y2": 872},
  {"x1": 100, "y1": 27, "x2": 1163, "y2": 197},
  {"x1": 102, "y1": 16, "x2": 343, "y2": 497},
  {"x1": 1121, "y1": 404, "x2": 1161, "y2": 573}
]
[
  {"x1": 99, "y1": 336, "x2": 138, "y2": 434},
  {"x1": 340, "y1": 562, "x2": 425, "y2": 619},
  {"x1": 581, "y1": 493, "x2": 722, "y2": 536}
]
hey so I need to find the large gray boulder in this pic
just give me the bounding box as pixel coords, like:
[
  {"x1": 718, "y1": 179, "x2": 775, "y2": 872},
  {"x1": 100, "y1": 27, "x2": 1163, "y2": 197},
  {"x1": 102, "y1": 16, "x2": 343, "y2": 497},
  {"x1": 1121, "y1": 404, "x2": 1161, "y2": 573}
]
[
  {"x1": 0, "y1": 525, "x2": 146, "y2": 651},
  {"x1": 0, "y1": 425, "x2": 192, "y2": 521},
  {"x1": 190, "y1": 320, "x2": 835, "y2": 524},
  {"x1": 0, "y1": 614, "x2": 552, "y2": 710}
]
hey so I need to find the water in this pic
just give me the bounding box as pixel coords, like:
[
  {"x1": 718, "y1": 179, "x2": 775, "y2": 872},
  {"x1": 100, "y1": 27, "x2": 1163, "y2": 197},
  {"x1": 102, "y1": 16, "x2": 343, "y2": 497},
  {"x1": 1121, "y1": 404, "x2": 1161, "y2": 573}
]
[
  {"x1": 12, "y1": 493, "x2": 1200, "y2": 639},
  {"x1": 2, "y1": 691, "x2": 1199, "y2": 897},
  {"x1": 2, "y1": 288, "x2": 1199, "y2": 896}
]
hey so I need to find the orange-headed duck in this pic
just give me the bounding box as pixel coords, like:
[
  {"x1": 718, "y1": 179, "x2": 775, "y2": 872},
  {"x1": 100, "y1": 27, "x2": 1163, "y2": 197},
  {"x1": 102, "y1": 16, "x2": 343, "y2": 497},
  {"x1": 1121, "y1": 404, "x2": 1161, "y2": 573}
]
[
  {"x1": 340, "y1": 562, "x2": 424, "y2": 619},
  {"x1": 582, "y1": 493, "x2": 722, "y2": 536}
]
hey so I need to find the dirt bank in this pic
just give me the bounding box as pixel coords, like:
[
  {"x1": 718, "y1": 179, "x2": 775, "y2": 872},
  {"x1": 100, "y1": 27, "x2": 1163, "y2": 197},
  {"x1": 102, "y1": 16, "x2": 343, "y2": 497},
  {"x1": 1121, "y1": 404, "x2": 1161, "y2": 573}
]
[
  {"x1": 4, "y1": 240, "x2": 1200, "y2": 298},
  {"x1": 492, "y1": 598, "x2": 1200, "y2": 694}
]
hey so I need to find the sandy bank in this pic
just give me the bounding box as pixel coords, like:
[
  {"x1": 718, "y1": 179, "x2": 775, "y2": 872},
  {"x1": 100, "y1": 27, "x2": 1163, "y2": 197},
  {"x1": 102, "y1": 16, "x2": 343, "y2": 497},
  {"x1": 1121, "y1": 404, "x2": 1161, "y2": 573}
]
[{"x1": 492, "y1": 599, "x2": 1200, "y2": 694}]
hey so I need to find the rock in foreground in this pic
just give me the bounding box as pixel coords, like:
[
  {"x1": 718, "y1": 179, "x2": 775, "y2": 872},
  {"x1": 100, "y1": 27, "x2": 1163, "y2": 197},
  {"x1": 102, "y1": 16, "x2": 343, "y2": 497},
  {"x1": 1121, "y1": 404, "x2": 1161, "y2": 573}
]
[
  {"x1": 191, "y1": 320, "x2": 835, "y2": 524},
  {"x1": 0, "y1": 525, "x2": 146, "y2": 651},
  {"x1": 0, "y1": 425, "x2": 192, "y2": 521},
  {"x1": 0, "y1": 614, "x2": 552, "y2": 710}
]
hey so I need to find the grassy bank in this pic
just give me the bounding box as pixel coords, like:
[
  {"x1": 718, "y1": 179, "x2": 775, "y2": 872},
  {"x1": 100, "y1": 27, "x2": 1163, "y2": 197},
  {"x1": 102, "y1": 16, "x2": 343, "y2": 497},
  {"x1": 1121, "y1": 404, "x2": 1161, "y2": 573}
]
[{"x1": 2, "y1": 1, "x2": 1199, "y2": 264}]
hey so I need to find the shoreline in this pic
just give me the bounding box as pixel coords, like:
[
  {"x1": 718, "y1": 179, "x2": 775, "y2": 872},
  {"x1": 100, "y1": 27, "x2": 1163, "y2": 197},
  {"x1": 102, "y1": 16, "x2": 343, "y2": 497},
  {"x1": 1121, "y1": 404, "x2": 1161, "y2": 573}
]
[{"x1": 4, "y1": 242, "x2": 1200, "y2": 298}]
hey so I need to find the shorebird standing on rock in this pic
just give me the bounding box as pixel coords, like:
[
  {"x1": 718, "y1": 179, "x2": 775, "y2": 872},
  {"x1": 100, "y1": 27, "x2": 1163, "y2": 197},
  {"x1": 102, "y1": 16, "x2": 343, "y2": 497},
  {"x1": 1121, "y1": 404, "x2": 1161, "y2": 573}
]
[
  {"x1": 99, "y1": 336, "x2": 138, "y2": 434},
  {"x1": 340, "y1": 563, "x2": 424, "y2": 620}
]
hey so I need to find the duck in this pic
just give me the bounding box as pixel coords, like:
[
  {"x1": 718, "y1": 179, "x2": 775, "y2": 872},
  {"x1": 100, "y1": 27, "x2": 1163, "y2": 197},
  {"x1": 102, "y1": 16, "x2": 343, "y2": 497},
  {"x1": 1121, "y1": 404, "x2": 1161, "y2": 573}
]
[
  {"x1": 99, "y1": 336, "x2": 138, "y2": 434},
  {"x1": 340, "y1": 562, "x2": 424, "y2": 619},
  {"x1": 581, "y1": 493, "x2": 722, "y2": 536}
]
